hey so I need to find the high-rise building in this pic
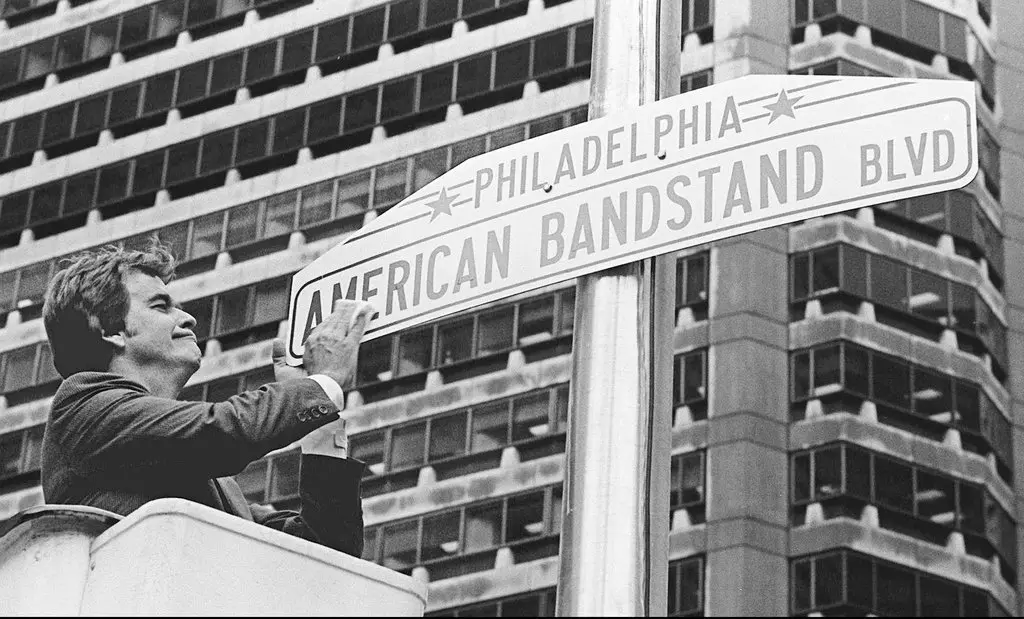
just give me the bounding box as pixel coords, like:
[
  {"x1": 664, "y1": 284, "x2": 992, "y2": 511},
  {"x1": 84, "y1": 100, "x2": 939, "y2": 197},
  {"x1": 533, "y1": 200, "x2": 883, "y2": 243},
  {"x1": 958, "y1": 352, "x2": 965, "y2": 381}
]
[{"x1": 0, "y1": 0, "x2": 1019, "y2": 615}]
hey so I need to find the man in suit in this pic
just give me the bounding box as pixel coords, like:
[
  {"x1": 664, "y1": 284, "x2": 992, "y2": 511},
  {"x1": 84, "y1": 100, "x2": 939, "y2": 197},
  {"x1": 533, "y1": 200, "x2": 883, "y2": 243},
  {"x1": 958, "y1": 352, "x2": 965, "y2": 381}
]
[{"x1": 40, "y1": 242, "x2": 373, "y2": 557}]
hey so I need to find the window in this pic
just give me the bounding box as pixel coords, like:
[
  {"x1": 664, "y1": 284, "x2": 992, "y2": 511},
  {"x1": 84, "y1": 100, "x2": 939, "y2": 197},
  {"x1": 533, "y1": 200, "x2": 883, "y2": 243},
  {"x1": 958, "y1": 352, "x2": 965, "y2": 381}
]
[
  {"x1": 672, "y1": 349, "x2": 707, "y2": 420},
  {"x1": 791, "y1": 549, "x2": 1007, "y2": 616},
  {"x1": 790, "y1": 341, "x2": 1012, "y2": 481},
  {"x1": 0, "y1": 424, "x2": 44, "y2": 481},
  {"x1": 670, "y1": 451, "x2": 705, "y2": 524},
  {"x1": 668, "y1": 556, "x2": 704, "y2": 617},
  {"x1": 791, "y1": 443, "x2": 1017, "y2": 584},
  {"x1": 675, "y1": 252, "x2": 708, "y2": 312}
]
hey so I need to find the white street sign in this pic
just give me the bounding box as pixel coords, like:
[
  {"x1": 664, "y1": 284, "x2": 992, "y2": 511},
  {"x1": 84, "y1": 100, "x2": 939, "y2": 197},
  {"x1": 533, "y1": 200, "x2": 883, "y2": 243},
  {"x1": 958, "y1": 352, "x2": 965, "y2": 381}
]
[{"x1": 286, "y1": 75, "x2": 977, "y2": 363}]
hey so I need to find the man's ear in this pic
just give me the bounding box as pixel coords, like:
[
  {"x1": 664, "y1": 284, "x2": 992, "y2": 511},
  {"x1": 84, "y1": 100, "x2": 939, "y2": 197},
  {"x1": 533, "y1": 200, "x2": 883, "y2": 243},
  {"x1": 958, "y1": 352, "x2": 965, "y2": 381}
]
[{"x1": 100, "y1": 330, "x2": 127, "y2": 352}]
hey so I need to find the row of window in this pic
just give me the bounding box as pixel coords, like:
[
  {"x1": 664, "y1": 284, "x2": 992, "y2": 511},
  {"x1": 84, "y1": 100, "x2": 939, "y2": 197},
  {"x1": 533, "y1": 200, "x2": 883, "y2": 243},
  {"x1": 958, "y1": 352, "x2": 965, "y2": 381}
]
[
  {"x1": 0, "y1": 0, "x2": 310, "y2": 99},
  {"x1": 0, "y1": 0, "x2": 573, "y2": 168},
  {"x1": 792, "y1": 549, "x2": 1008, "y2": 616},
  {"x1": 0, "y1": 341, "x2": 58, "y2": 405},
  {"x1": 423, "y1": 558, "x2": 702, "y2": 616},
  {"x1": 362, "y1": 484, "x2": 562, "y2": 581},
  {"x1": 792, "y1": 340, "x2": 1012, "y2": 480},
  {"x1": 790, "y1": 243, "x2": 1008, "y2": 375},
  {"x1": 179, "y1": 276, "x2": 290, "y2": 349},
  {"x1": 790, "y1": 0, "x2": 996, "y2": 108},
  {"x1": 871, "y1": 191, "x2": 1004, "y2": 289},
  {"x1": 1, "y1": 0, "x2": 99, "y2": 27},
  {"x1": 0, "y1": 22, "x2": 595, "y2": 247},
  {"x1": 0, "y1": 107, "x2": 589, "y2": 313},
  {"x1": 792, "y1": 443, "x2": 1016, "y2": 583}
]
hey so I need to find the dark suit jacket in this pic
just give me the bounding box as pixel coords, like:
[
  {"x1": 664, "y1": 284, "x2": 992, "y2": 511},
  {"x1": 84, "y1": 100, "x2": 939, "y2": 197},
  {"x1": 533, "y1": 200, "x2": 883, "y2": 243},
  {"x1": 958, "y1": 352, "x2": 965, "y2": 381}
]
[{"x1": 42, "y1": 372, "x2": 365, "y2": 556}]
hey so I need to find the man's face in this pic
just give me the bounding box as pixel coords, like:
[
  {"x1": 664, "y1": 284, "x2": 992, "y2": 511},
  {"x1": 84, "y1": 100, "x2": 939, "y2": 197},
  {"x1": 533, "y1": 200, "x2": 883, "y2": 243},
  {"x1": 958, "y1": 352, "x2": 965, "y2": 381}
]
[{"x1": 119, "y1": 270, "x2": 201, "y2": 375}]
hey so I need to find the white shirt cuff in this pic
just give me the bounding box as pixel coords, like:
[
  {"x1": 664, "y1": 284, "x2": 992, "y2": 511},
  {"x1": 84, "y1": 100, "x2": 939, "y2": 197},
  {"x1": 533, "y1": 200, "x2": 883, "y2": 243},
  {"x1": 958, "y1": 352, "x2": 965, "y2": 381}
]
[{"x1": 307, "y1": 374, "x2": 345, "y2": 409}]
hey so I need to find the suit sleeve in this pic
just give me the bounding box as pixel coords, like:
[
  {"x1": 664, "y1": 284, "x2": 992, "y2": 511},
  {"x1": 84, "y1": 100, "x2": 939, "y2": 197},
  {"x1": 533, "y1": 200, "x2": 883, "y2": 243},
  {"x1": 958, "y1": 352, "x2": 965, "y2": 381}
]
[
  {"x1": 58, "y1": 378, "x2": 339, "y2": 479},
  {"x1": 249, "y1": 455, "x2": 366, "y2": 557}
]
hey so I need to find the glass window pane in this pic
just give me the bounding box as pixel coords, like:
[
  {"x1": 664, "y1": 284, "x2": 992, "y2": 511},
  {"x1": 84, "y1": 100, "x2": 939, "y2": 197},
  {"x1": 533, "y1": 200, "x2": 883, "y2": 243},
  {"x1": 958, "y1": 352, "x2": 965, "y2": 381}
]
[
  {"x1": 29, "y1": 183, "x2": 61, "y2": 225},
  {"x1": 872, "y1": 355, "x2": 910, "y2": 409},
  {"x1": 119, "y1": 7, "x2": 151, "y2": 49},
  {"x1": 874, "y1": 456, "x2": 913, "y2": 513},
  {"x1": 812, "y1": 344, "x2": 841, "y2": 395},
  {"x1": 153, "y1": 0, "x2": 185, "y2": 37},
  {"x1": 397, "y1": 328, "x2": 432, "y2": 375},
  {"x1": 685, "y1": 255, "x2": 708, "y2": 304},
  {"x1": 281, "y1": 30, "x2": 313, "y2": 73},
  {"x1": 307, "y1": 98, "x2": 342, "y2": 142},
  {"x1": 909, "y1": 270, "x2": 947, "y2": 322},
  {"x1": 517, "y1": 297, "x2": 554, "y2": 344},
  {"x1": 505, "y1": 491, "x2": 545, "y2": 542},
  {"x1": 489, "y1": 126, "x2": 525, "y2": 150},
  {"x1": 387, "y1": 0, "x2": 420, "y2": 39},
  {"x1": 381, "y1": 77, "x2": 416, "y2": 120},
  {"x1": 813, "y1": 446, "x2": 842, "y2": 499},
  {"x1": 157, "y1": 221, "x2": 189, "y2": 262},
  {"x1": 263, "y1": 192, "x2": 297, "y2": 238},
  {"x1": 876, "y1": 563, "x2": 916, "y2": 617},
  {"x1": 949, "y1": 282, "x2": 975, "y2": 330},
  {"x1": 672, "y1": 452, "x2": 704, "y2": 507},
  {"x1": 424, "y1": 0, "x2": 457, "y2": 26},
  {"x1": 16, "y1": 261, "x2": 49, "y2": 305},
  {"x1": 456, "y1": 54, "x2": 492, "y2": 99},
  {"x1": 336, "y1": 170, "x2": 371, "y2": 217},
  {"x1": 511, "y1": 392, "x2": 550, "y2": 441},
  {"x1": 252, "y1": 278, "x2": 288, "y2": 325},
  {"x1": 452, "y1": 136, "x2": 486, "y2": 166},
  {"x1": 417, "y1": 66, "x2": 454, "y2": 113},
  {"x1": 236, "y1": 120, "x2": 270, "y2": 163},
  {"x1": 464, "y1": 500, "x2": 503, "y2": 552},
  {"x1": 870, "y1": 255, "x2": 907, "y2": 309},
  {"x1": 812, "y1": 246, "x2": 839, "y2": 292},
  {"x1": 814, "y1": 553, "x2": 843, "y2": 609},
  {"x1": 381, "y1": 520, "x2": 419, "y2": 569},
  {"x1": 56, "y1": 29, "x2": 86, "y2": 68},
  {"x1": 75, "y1": 94, "x2": 108, "y2": 137},
  {"x1": 24, "y1": 38, "x2": 54, "y2": 79},
  {"x1": 844, "y1": 345, "x2": 869, "y2": 396},
  {"x1": 412, "y1": 148, "x2": 448, "y2": 191},
  {"x1": 215, "y1": 287, "x2": 251, "y2": 335},
  {"x1": 176, "y1": 62, "x2": 209, "y2": 105},
  {"x1": 0, "y1": 271, "x2": 16, "y2": 312},
  {"x1": 187, "y1": 0, "x2": 217, "y2": 24},
  {"x1": 351, "y1": 7, "x2": 386, "y2": 50},
  {"x1": 96, "y1": 162, "x2": 130, "y2": 204},
  {"x1": 471, "y1": 402, "x2": 508, "y2": 453},
  {"x1": 210, "y1": 51, "x2": 244, "y2": 94},
  {"x1": 225, "y1": 201, "x2": 261, "y2": 248},
  {"x1": 271, "y1": 109, "x2": 306, "y2": 154},
  {"x1": 132, "y1": 150, "x2": 166, "y2": 195},
  {"x1": 912, "y1": 368, "x2": 953, "y2": 424},
  {"x1": 2, "y1": 346, "x2": 37, "y2": 392},
  {"x1": 916, "y1": 471, "x2": 956, "y2": 526},
  {"x1": 429, "y1": 412, "x2": 467, "y2": 461},
  {"x1": 574, "y1": 22, "x2": 593, "y2": 65},
  {"x1": 792, "y1": 352, "x2": 810, "y2": 400},
  {"x1": 166, "y1": 141, "x2": 200, "y2": 185},
  {"x1": 357, "y1": 337, "x2": 392, "y2": 384},
  {"x1": 22, "y1": 425, "x2": 44, "y2": 472},
  {"x1": 532, "y1": 30, "x2": 568, "y2": 76},
  {"x1": 840, "y1": 246, "x2": 867, "y2": 297},
  {"x1": 200, "y1": 130, "x2": 234, "y2": 174},
  {"x1": 390, "y1": 422, "x2": 427, "y2": 470},
  {"x1": 190, "y1": 212, "x2": 224, "y2": 258},
  {"x1": 529, "y1": 115, "x2": 565, "y2": 138},
  {"x1": 245, "y1": 41, "x2": 277, "y2": 84},
  {"x1": 10, "y1": 113, "x2": 41, "y2": 156},
  {"x1": 494, "y1": 42, "x2": 529, "y2": 88},
  {"x1": 421, "y1": 510, "x2": 461, "y2": 561},
  {"x1": 344, "y1": 88, "x2": 379, "y2": 132},
  {"x1": 792, "y1": 560, "x2": 812, "y2": 612},
  {"x1": 684, "y1": 352, "x2": 705, "y2": 403},
  {"x1": 315, "y1": 18, "x2": 349, "y2": 62},
  {"x1": 793, "y1": 453, "x2": 811, "y2": 503},
  {"x1": 0, "y1": 192, "x2": 30, "y2": 231},
  {"x1": 437, "y1": 318, "x2": 473, "y2": 365},
  {"x1": 373, "y1": 160, "x2": 409, "y2": 209},
  {"x1": 350, "y1": 430, "x2": 385, "y2": 471},
  {"x1": 299, "y1": 180, "x2": 334, "y2": 227},
  {"x1": 42, "y1": 104, "x2": 74, "y2": 146},
  {"x1": 108, "y1": 84, "x2": 143, "y2": 126},
  {"x1": 477, "y1": 308, "x2": 514, "y2": 356},
  {"x1": 846, "y1": 553, "x2": 874, "y2": 609},
  {"x1": 559, "y1": 290, "x2": 575, "y2": 333}
]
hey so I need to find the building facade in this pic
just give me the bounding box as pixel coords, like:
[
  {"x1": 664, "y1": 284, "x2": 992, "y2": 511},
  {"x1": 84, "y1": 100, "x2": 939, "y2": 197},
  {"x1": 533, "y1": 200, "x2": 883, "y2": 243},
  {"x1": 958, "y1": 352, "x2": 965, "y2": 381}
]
[{"x1": 0, "y1": 0, "x2": 1020, "y2": 615}]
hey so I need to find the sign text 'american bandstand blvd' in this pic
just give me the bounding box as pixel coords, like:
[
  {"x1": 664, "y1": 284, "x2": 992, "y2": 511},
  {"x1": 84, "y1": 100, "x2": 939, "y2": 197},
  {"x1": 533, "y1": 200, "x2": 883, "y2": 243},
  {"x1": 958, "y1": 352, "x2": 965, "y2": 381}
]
[{"x1": 286, "y1": 75, "x2": 977, "y2": 363}]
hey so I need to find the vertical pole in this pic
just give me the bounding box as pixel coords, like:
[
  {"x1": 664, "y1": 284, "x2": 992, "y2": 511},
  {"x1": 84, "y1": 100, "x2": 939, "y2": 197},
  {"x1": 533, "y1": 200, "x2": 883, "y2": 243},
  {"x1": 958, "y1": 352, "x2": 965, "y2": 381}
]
[{"x1": 556, "y1": 0, "x2": 679, "y2": 616}]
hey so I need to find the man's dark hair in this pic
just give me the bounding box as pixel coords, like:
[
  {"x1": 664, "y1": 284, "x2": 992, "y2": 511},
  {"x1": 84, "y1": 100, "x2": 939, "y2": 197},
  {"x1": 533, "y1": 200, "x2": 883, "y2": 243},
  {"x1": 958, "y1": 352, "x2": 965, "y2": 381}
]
[{"x1": 43, "y1": 240, "x2": 176, "y2": 378}]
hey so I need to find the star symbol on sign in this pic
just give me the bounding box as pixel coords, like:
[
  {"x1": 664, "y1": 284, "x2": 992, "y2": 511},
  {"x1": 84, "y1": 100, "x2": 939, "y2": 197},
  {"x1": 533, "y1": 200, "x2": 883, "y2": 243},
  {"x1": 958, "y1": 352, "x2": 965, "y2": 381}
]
[
  {"x1": 425, "y1": 187, "x2": 457, "y2": 222},
  {"x1": 763, "y1": 89, "x2": 803, "y2": 124}
]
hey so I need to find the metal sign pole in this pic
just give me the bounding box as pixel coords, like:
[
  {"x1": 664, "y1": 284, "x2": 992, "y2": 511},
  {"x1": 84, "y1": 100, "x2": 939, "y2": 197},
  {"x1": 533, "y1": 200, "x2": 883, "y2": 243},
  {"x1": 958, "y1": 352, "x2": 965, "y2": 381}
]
[{"x1": 556, "y1": 0, "x2": 679, "y2": 615}]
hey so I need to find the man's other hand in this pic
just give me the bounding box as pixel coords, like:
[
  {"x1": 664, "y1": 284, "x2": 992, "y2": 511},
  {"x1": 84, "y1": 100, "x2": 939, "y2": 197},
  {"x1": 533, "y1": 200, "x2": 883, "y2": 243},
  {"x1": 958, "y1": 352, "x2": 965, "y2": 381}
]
[{"x1": 303, "y1": 300, "x2": 375, "y2": 390}]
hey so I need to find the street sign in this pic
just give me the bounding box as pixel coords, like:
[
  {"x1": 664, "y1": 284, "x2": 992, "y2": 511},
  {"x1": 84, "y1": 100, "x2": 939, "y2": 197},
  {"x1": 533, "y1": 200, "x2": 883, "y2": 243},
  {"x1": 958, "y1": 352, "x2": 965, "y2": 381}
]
[{"x1": 285, "y1": 74, "x2": 977, "y2": 363}]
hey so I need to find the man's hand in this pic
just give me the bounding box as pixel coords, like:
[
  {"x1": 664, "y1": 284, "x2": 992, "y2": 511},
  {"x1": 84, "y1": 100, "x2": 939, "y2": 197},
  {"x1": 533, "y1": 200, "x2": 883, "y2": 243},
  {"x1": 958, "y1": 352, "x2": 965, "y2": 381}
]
[
  {"x1": 272, "y1": 339, "x2": 309, "y2": 383},
  {"x1": 298, "y1": 418, "x2": 349, "y2": 458},
  {"x1": 302, "y1": 300, "x2": 375, "y2": 390}
]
